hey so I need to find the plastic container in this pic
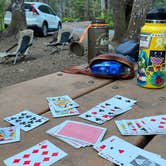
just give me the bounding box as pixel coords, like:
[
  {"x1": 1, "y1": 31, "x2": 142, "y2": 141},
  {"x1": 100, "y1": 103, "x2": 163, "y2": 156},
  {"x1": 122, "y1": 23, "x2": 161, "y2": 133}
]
[
  {"x1": 88, "y1": 19, "x2": 109, "y2": 62},
  {"x1": 90, "y1": 61, "x2": 123, "y2": 75},
  {"x1": 137, "y1": 7, "x2": 166, "y2": 88}
]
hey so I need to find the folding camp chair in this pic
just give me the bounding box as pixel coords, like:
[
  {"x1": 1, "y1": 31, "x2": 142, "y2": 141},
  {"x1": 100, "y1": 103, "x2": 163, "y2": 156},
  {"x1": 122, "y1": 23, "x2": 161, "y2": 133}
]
[
  {"x1": 0, "y1": 29, "x2": 34, "y2": 64},
  {"x1": 47, "y1": 29, "x2": 73, "y2": 54}
]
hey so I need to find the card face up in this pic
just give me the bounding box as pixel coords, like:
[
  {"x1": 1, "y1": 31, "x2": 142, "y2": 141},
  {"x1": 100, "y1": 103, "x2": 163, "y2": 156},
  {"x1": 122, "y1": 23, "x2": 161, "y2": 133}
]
[
  {"x1": 0, "y1": 126, "x2": 20, "y2": 144},
  {"x1": 4, "y1": 110, "x2": 49, "y2": 131},
  {"x1": 93, "y1": 135, "x2": 166, "y2": 166},
  {"x1": 47, "y1": 95, "x2": 80, "y2": 118},
  {"x1": 48, "y1": 103, "x2": 79, "y2": 118},
  {"x1": 47, "y1": 95, "x2": 79, "y2": 111},
  {"x1": 4, "y1": 140, "x2": 67, "y2": 166},
  {"x1": 79, "y1": 95, "x2": 136, "y2": 124},
  {"x1": 115, "y1": 114, "x2": 166, "y2": 135}
]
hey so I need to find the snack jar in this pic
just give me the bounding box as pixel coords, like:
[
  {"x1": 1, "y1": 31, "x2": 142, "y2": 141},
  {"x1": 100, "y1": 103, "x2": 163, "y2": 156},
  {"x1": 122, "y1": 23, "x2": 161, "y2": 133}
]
[{"x1": 137, "y1": 7, "x2": 166, "y2": 88}]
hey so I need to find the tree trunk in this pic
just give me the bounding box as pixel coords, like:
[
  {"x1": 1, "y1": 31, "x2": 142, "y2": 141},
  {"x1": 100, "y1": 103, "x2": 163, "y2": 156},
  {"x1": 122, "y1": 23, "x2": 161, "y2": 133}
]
[
  {"x1": 58, "y1": 0, "x2": 63, "y2": 19},
  {"x1": 84, "y1": 0, "x2": 89, "y2": 20},
  {"x1": 101, "y1": 0, "x2": 106, "y2": 17},
  {"x1": 126, "y1": 0, "x2": 153, "y2": 41},
  {"x1": 112, "y1": 0, "x2": 128, "y2": 42},
  {"x1": 3, "y1": 0, "x2": 26, "y2": 37}
]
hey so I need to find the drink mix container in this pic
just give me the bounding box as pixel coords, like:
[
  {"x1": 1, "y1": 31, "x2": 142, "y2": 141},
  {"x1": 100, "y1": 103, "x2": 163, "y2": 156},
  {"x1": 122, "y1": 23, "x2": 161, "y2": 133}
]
[{"x1": 137, "y1": 7, "x2": 166, "y2": 88}]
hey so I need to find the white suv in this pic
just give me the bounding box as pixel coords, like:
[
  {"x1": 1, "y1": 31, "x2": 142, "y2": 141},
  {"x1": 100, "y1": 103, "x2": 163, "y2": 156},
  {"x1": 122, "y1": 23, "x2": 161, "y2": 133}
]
[{"x1": 4, "y1": 2, "x2": 62, "y2": 36}]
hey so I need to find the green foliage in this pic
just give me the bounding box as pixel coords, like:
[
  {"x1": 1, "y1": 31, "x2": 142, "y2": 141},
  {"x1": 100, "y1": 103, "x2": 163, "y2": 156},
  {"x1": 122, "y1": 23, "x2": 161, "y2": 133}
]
[
  {"x1": 62, "y1": 17, "x2": 74, "y2": 22},
  {"x1": 152, "y1": 0, "x2": 166, "y2": 9},
  {"x1": 0, "y1": 0, "x2": 6, "y2": 30},
  {"x1": 96, "y1": 12, "x2": 114, "y2": 28}
]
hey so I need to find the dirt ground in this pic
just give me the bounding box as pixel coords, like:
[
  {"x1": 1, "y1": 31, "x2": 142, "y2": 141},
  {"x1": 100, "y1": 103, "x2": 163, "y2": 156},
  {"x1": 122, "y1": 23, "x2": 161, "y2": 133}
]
[{"x1": 0, "y1": 21, "x2": 90, "y2": 89}]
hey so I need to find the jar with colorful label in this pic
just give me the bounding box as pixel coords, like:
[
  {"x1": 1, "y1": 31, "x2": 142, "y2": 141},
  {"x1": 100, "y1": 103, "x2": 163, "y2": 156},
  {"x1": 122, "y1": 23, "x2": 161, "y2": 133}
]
[{"x1": 137, "y1": 7, "x2": 166, "y2": 88}]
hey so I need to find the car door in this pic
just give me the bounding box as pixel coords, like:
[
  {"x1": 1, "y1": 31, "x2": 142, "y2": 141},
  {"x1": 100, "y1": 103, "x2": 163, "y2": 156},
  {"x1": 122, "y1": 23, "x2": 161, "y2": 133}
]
[
  {"x1": 39, "y1": 5, "x2": 58, "y2": 31},
  {"x1": 47, "y1": 6, "x2": 59, "y2": 30}
]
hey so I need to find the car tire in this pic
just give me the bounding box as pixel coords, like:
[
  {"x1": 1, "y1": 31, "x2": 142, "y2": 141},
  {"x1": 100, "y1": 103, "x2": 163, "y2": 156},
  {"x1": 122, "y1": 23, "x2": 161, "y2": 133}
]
[{"x1": 41, "y1": 22, "x2": 48, "y2": 37}]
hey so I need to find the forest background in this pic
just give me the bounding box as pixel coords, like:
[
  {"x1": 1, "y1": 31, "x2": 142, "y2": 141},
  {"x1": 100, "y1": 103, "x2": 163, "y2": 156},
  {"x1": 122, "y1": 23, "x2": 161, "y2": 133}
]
[
  {"x1": 0, "y1": 0, "x2": 166, "y2": 42},
  {"x1": 0, "y1": 0, "x2": 165, "y2": 88}
]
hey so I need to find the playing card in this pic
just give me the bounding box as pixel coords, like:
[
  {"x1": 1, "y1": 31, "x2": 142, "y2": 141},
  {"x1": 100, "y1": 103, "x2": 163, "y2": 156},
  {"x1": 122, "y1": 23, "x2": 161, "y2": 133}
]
[
  {"x1": 47, "y1": 95, "x2": 79, "y2": 111},
  {"x1": 49, "y1": 120, "x2": 107, "y2": 146},
  {"x1": 111, "y1": 95, "x2": 137, "y2": 108},
  {"x1": 48, "y1": 102, "x2": 79, "y2": 118},
  {"x1": 95, "y1": 135, "x2": 138, "y2": 165},
  {"x1": 114, "y1": 120, "x2": 129, "y2": 135},
  {"x1": 127, "y1": 154, "x2": 166, "y2": 166},
  {"x1": 0, "y1": 126, "x2": 20, "y2": 144},
  {"x1": 123, "y1": 119, "x2": 145, "y2": 135},
  {"x1": 98, "y1": 95, "x2": 135, "y2": 116},
  {"x1": 97, "y1": 101, "x2": 132, "y2": 116},
  {"x1": 4, "y1": 140, "x2": 67, "y2": 166},
  {"x1": 55, "y1": 120, "x2": 107, "y2": 145},
  {"x1": 133, "y1": 119, "x2": 151, "y2": 135},
  {"x1": 4, "y1": 110, "x2": 49, "y2": 132},
  {"x1": 115, "y1": 115, "x2": 166, "y2": 135},
  {"x1": 94, "y1": 135, "x2": 162, "y2": 165},
  {"x1": 46, "y1": 124, "x2": 88, "y2": 148},
  {"x1": 115, "y1": 118, "x2": 153, "y2": 135},
  {"x1": 143, "y1": 115, "x2": 166, "y2": 134},
  {"x1": 79, "y1": 106, "x2": 113, "y2": 124}
]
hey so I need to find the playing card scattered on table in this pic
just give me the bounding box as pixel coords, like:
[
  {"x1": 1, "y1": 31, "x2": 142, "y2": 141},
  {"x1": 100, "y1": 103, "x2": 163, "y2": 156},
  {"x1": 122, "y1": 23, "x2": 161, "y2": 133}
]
[
  {"x1": 93, "y1": 135, "x2": 166, "y2": 166},
  {"x1": 115, "y1": 114, "x2": 166, "y2": 135},
  {"x1": 4, "y1": 110, "x2": 49, "y2": 132},
  {"x1": 0, "y1": 126, "x2": 20, "y2": 144},
  {"x1": 79, "y1": 95, "x2": 137, "y2": 124},
  {"x1": 47, "y1": 95, "x2": 80, "y2": 118},
  {"x1": 46, "y1": 120, "x2": 107, "y2": 148},
  {"x1": 4, "y1": 140, "x2": 67, "y2": 166}
]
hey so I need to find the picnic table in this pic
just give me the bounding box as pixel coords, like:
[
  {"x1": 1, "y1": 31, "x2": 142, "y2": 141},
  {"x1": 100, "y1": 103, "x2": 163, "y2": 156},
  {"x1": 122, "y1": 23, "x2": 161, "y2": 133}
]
[{"x1": 0, "y1": 71, "x2": 165, "y2": 166}]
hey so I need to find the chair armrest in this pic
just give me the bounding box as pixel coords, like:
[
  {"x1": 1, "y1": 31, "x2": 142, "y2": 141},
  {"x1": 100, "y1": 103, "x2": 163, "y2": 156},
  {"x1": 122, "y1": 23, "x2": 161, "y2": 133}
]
[{"x1": 5, "y1": 43, "x2": 18, "y2": 52}]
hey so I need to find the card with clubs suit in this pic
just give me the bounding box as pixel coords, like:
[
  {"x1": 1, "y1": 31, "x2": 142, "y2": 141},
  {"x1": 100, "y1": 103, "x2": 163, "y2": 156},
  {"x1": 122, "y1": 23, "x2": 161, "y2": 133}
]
[
  {"x1": 4, "y1": 140, "x2": 67, "y2": 166},
  {"x1": 79, "y1": 106, "x2": 113, "y2": 124},
  {"x1": 115, "y1": 115, "x2": 166, "y2": 135},
  {"x1": 4, "y1": 110, "x2": 49, "y2": 132},
  {"x1": 79, "y1": 95, "x2": 136, "y2": 124}
]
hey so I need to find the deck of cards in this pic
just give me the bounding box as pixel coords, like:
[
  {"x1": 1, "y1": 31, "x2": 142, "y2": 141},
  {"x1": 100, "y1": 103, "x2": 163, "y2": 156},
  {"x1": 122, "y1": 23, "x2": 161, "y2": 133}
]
[
  {"x1": 0, "y1": 126, "x2": 20, "y2": 144},
  {"x1": 4, "y1": 110, "x2": 49, "y2": 132},
  {"x1": 93, "y1": 135, "x2": 166, "y2": 166},
  {"x1": 4, "y1": 140, "x2": 67, "y2": 166},
  {"x1": 47, "y1": 95, "x2": 80, "y2": 117},
  {"x1": 115, "y1": 114, "x2": 166, "y2": 135},
  {"x1": 46, "y1": 120, "x2": 107, "y2": 148},
  {"x1": 79, "y1": 95, "x2": 137, "y2": 124}
]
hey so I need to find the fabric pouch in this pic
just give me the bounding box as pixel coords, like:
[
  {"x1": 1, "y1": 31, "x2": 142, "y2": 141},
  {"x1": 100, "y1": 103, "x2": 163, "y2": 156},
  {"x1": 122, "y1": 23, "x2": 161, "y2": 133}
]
[{"x1": 63, "y1": 53, "x2": 135, "y2": 79}]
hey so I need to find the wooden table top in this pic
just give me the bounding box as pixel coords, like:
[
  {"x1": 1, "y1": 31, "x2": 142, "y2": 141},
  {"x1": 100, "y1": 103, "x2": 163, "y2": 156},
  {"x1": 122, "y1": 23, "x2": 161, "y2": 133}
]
[{"x1": 0, "y1": 72, "x2": 165, "y2": 166}]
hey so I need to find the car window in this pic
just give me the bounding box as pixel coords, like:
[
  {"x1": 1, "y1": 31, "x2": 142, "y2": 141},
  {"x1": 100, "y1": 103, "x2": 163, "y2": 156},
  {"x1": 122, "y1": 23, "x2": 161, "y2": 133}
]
[
  {"x1": 48, "y1": 7, "x2": 56, "y2": 15},
  {"x1": 38, "y1": 5, "x2": 56, "y2": 16},
  {"x1": 39, "y1": 5, "x2": 50, "y2": 14},
  {"x1": 24, "y1": 3, "x2": 32, "y2": 11}
]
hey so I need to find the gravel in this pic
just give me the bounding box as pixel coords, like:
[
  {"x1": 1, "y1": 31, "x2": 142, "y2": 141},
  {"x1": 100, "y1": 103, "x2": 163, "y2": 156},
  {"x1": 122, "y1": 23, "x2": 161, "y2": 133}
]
[{"x1": 0, "y1": 21, "x2": 90, "y2": 88}]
